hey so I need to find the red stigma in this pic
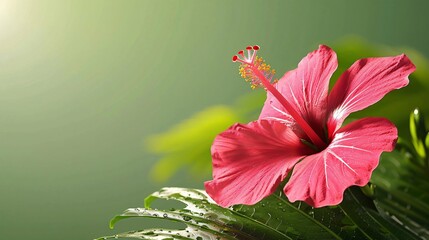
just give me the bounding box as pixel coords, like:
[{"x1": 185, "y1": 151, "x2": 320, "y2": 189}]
[{"x1": 232, "y1": 45, "x2": 260, "y2": 65}]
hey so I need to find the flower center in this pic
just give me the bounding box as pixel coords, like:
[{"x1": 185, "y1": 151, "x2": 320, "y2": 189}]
[{"x1": 233, "y1": 45, "x2": 327, "y2": 149}]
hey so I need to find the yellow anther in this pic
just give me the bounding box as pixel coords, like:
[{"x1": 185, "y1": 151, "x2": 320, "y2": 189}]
[{"x1": 237, "y1": 55, "x2": 276, "y2": 90}]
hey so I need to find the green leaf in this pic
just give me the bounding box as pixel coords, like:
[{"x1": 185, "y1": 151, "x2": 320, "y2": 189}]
[
  {"x1": 233, "y1": 187, "x2": 417, "y2": 240},
  {"x1": 232, "y1": 191, "x2": 341, "y2": 239},
  {"x1": 96, "y1": 227, "x2": 220, "y2": 240},
  {"x1": 339, "y1": 187, "x2": 417, "y2": 239},
  {"x1": 106, "y1": 188, "x2": 286, "y2": 240},
  {"x1": 410, "y1": 108, "x2": 427, "y2": 161},
  {"x1": 372, "y1": 150, "x2": 429, "y2": 238},
  {"x1": 98, "y1": 187, "x2": 419, "y2": 240}
]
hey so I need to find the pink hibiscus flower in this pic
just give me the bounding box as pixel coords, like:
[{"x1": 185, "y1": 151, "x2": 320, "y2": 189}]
[{"x1": 205, "y1": 45, "x2": 415, "y2": 208}]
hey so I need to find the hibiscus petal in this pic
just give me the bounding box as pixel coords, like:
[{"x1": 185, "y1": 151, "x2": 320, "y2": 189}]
[
  {"x1": 284, "y1": 117, "x2": 397, "y2": 208},
  {"x1": 205, "y1": 119, "x2": 311, "y2": 207},
  {"x1": 259, "y1": 45, "x2": 337, "y2": 137},
  {"x1": 327, "y1": 54, "x2": 415, "y2": 135}
]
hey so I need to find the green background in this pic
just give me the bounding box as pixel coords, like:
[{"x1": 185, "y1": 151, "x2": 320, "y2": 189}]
[{"x1": 0, "y1": 1, "x2": 428, "y2": 239}]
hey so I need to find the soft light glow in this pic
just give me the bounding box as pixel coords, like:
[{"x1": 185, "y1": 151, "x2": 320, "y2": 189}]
[{"x1": 0, "y1": 1, "x2": 16, "y2": 35}]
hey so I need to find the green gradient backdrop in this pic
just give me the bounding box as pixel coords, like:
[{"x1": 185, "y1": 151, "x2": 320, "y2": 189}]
[{"x1": 1, "y1": 1, "x2": 428, "y2": 239}]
